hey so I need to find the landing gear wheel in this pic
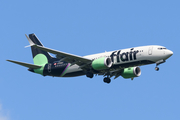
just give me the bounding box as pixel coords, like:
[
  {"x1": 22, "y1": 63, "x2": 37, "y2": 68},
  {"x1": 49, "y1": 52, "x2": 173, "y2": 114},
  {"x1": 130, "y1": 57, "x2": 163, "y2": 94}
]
[
  {"x1": 86, "y1": 72, "x2": 94, "y2": 78},
  {"x1": 103, "y1": 77, "x2": 111, "y2": 84},
  {"x1": 155, "y1": 67, "x2": 159, "y2": 71}
]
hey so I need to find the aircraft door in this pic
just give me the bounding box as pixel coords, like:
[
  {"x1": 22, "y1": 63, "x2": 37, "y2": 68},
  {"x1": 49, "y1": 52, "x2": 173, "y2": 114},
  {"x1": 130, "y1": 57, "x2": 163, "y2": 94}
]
[{"x1": 148, "y1": 47, "x2": 153, "y2": 55}]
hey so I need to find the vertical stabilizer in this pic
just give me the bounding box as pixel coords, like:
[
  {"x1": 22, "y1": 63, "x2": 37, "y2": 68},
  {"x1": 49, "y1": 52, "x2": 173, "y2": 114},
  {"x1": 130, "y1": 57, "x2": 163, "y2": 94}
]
[{"x1": 28, "y1": 34, "x2": 59, "y2": 65}]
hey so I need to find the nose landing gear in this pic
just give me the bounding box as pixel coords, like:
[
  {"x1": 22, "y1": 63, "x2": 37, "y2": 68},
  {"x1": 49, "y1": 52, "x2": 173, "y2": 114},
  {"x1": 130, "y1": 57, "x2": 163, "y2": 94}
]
[{"x1": 155, "y1": 59, "x2": 165, "y2": 71}]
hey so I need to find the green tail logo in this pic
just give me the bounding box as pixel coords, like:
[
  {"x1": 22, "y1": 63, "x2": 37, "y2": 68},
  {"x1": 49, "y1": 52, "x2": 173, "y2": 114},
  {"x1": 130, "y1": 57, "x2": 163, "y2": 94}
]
[{"x1": 33, "y1": 54, "x2": 48, "y2": 75}]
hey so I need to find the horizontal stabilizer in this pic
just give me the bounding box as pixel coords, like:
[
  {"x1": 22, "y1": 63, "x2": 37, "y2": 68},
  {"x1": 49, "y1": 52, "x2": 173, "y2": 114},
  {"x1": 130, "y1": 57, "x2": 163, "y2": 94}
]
[{"x1": 7, "y1": 60, "x2": 42, "y2": 69}]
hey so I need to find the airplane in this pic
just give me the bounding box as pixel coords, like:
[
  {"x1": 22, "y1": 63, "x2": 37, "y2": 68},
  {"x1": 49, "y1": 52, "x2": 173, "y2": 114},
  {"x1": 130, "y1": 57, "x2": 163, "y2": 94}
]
[{"x1": 7, "y1": 34, "x2": 173, "y2": 84}]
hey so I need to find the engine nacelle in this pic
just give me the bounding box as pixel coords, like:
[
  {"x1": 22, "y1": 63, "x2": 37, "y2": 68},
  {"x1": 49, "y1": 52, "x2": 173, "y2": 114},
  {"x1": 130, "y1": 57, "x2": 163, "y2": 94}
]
[
  {"x1": 92, "y1": 57, "x2": 112, "y2": 70},
  {"x1": 121, "y1": 67, "x2": 141, "y2": 79}
]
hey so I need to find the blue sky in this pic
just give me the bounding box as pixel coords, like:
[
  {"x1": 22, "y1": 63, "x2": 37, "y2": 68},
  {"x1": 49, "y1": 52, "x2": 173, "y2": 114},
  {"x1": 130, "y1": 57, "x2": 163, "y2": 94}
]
[{"x1": 0, "y1": 0, "x2": 179, "y2": 120}]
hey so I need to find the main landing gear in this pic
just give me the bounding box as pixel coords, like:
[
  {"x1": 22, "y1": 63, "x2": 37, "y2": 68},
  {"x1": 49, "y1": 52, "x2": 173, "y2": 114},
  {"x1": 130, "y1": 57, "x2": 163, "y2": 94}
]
[
  {"x1": 86, "y1": 71, "x2": 111, "y2": 84},
  {"x1": 155, "y1": 59, "x2": 165, "y2": 71},
  {"x1": 103, "y1": 77, "x2": 111, "y2": 84},
  {"x1": 86, "y1": 72, "x2": 94, "y2": 78}
]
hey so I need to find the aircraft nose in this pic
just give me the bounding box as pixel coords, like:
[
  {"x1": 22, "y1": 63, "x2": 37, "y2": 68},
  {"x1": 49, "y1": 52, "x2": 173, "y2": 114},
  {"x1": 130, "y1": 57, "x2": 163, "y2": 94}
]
[{"x1": 167, "y1": 50, "x2": 173, "y2": 57}]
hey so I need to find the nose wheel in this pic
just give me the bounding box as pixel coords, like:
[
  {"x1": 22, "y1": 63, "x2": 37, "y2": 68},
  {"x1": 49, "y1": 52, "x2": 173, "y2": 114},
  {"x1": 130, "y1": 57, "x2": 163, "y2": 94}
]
[
  {"x1": 103, "y1": 77, "x2": 111, "y2": 84},
  {"x1": 155, "y1": 67, "x2": 159, "y2": 71}
]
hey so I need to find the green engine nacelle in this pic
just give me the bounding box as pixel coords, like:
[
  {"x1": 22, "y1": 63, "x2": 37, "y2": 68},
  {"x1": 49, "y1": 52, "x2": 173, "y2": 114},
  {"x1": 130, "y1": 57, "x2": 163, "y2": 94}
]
[
  {"x1": 92, "y1": 57, "x2": 112, "y2": 70},
  {"x1": 121, "y1": 67, "x2": 141, "y2": 79}
]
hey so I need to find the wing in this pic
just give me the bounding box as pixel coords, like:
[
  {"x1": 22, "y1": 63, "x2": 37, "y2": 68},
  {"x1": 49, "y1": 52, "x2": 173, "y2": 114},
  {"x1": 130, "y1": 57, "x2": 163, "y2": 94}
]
[
  {"x1": 7, "y1": 60, "x2": 42, "y2": 69},
  {"x1": 25, "y1": 34, "x2": 92, "y2": 69},
  {"x1": 101, "y1": 69, "x2": 123, "y2": 79}
]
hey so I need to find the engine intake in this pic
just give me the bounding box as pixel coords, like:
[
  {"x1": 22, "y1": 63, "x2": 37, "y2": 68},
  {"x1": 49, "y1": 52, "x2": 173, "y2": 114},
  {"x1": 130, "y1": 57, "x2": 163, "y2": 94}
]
[{"x1": 92, "y1": 57, "x2": 112, "y2": 70}]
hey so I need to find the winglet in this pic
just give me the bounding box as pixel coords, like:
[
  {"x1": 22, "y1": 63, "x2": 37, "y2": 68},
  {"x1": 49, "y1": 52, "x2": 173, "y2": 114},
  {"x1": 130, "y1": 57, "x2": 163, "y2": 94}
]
[{"x1": 25, "y1": 34, "x2": 35, "y2": 48}]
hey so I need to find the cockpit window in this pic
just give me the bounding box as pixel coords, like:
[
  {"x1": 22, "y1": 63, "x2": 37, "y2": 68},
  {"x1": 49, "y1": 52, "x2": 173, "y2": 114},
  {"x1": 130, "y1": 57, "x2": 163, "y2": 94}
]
[{"x1": 158, "y1": 47, "x2": 166, "y2": 50}]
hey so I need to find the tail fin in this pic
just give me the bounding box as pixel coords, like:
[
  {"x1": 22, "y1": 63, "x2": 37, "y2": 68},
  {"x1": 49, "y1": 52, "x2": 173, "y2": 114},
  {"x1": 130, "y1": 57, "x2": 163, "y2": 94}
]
[{"x1": 28, "y1": 34, "x2": 59, "y2": 65}]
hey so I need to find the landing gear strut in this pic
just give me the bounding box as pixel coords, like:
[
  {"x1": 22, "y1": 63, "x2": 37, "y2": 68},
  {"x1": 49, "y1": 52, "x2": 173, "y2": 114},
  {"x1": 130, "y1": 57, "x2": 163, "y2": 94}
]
[
  {"x1": 155, "y1": 59, "x2": 165, "y2": 71},
  {"x1": 103, "y1": 77, "x2": 111, "y2": 84}
]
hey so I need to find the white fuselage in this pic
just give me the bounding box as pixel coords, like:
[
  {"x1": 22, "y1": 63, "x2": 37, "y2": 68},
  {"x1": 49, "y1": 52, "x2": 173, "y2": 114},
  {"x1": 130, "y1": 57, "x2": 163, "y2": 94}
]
[
  {"x1": 7, "y1": 34, "x2": 174, "y2": 82},
  {"x1": 65, "y1": 45, "x2": 173, "y2": 76}
]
